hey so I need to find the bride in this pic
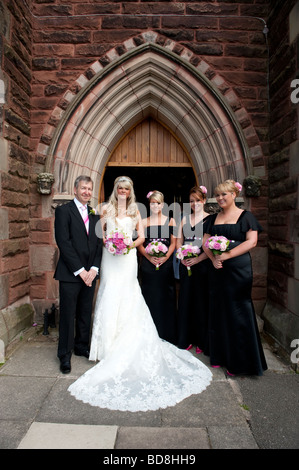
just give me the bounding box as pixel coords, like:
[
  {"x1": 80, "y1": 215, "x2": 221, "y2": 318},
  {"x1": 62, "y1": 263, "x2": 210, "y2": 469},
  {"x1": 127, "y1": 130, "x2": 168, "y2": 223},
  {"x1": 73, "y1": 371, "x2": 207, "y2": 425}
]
[{"x1": 68, "y1": 176, "x2": 212, "y2": 412}]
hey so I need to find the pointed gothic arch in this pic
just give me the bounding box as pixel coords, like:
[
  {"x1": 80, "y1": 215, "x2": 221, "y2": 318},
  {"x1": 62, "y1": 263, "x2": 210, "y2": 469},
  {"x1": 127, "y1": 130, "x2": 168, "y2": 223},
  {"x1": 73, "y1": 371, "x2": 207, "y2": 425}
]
[{"x1": 41, "y1": 38, "x2": 255, "y2": 207}]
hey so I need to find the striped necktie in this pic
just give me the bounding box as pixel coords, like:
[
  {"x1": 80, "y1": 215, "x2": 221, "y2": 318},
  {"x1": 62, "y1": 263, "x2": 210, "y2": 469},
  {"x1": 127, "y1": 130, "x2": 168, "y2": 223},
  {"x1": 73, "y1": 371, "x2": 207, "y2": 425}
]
[{"x1": 81, "y1": 205, "x2": 89, "y2": 234}]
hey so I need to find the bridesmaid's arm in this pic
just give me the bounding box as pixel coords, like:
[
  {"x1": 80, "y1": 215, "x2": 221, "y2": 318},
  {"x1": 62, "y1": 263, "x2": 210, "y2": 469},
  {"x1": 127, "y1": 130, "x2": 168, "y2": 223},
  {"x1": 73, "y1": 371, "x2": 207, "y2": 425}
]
[
  {"x1": 137, "y1": 218, "x2": 159, "y2": 266},
  {"x1": 152, "y1": 218, "x2": 176, "y2": 267},
  {"x1": 215, "y1": 229, "x2": 258, "y2": 262},
  {"x1": 176, "y1": 216, "x2": 186, "y2": 250},
  {"x1": 167, "y1": 217, "x2": 176, "y2": 257},
  {"x1": 131, "y1": 212, "x2": 145, "y2": 249}
]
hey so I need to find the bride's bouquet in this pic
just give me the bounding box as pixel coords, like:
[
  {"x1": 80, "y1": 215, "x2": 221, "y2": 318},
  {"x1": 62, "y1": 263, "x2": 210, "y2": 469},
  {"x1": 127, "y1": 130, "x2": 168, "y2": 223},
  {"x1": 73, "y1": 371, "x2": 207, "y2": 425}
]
[
  {"x1": 105, "y1": 230, "x2": 131, "y2": 256},
  {"x1": 176, "y1": 244, "x2": 200, "y2": 276},
  {"x1": 204, "y1": 235, "x2": 231, "y2": 255},
  {"x1": 145, "y1": 240, "x2": 168, "y2": 270}
]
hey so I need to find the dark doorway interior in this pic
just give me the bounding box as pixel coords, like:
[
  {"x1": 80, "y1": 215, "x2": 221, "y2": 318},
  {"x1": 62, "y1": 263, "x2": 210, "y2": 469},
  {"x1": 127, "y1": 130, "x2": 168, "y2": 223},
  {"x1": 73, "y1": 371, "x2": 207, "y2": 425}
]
[{"x1": 102, "y1": 166, "x2": 196, "y2": 214}]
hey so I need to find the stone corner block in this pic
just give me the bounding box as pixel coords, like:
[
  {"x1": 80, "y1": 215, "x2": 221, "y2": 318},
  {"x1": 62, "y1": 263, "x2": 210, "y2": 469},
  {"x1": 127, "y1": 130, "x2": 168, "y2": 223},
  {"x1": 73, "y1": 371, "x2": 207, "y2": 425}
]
[
  {"x1": 0, "y1": 302, "x2": 35, "y2": 348},
  {"x1": 30, "y1": 245, "x2": 57, "y2": 273}
]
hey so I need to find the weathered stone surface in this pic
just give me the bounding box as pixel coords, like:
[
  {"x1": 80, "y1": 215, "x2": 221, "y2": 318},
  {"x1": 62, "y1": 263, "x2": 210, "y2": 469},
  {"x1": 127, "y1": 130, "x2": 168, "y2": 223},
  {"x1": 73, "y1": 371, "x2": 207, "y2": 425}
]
[
  {"x1": 0, "y1": 302, "x2": 34, "y2": 347},
  {"x1": 30, "y1": 246, "x2": 57, "y2": 273},
  {"x1": 0, "y1": 275, "x2": 9, "y2": 310},
  {"x1": 0, "y1": 209, "x2": 9, "y2": 240}
]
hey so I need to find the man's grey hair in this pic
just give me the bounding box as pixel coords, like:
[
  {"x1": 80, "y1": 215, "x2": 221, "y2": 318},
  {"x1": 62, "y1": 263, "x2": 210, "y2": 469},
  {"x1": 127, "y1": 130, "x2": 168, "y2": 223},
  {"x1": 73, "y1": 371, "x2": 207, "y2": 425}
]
[{"x1": 74, "y1": 175, "x2": 93, "y2": 189}]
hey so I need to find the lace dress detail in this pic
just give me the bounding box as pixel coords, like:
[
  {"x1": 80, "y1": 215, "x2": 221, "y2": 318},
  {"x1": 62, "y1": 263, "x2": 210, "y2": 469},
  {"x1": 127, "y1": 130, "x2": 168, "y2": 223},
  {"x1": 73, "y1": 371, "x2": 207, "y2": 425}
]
[{"x1": 68, "y1": 216, "x2": 212, "y2": 411}]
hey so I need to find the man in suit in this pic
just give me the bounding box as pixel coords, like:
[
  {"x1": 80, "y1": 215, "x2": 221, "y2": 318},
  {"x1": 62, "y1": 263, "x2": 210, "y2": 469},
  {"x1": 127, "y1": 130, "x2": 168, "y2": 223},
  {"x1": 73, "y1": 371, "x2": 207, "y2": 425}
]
[{"x1": 54, "y1": 175, "x2": 102, "y2": 373}]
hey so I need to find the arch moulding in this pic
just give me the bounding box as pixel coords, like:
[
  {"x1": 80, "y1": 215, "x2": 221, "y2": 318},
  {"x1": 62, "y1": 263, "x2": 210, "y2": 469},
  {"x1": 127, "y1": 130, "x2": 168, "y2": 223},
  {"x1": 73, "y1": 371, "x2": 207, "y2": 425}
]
[{"x1": 39, "y1": 33, "x2": 260, "y2": 207}]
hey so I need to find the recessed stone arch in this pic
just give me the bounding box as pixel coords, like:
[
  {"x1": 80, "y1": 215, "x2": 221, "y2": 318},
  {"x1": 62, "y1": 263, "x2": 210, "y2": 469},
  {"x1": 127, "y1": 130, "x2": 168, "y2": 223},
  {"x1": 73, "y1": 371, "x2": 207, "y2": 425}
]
[{"x1": 40, "y1": 34, "x2": 259, "y2": 206}]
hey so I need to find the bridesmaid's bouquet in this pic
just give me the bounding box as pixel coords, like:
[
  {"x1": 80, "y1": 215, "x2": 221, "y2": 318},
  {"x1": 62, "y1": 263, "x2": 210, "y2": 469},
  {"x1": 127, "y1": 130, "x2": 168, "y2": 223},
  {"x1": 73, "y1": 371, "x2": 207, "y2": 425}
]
[
  {"x1": 204, "y1": 235, "x2": 231, "y2": 255},
  {"x1": 145, "y1": 240, "x2": 168, "y2": 270},
  {"x1": 105, "y1": 230, "x2": 131, "y2": 256},
  {"x1": 176, "y1": 244, "x2": 201, "y2": 276}
]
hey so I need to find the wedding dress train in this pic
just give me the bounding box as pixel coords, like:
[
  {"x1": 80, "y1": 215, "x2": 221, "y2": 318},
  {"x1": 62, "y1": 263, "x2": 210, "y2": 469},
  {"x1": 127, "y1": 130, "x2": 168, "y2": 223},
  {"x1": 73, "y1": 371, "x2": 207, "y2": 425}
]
[{"x1": 68, "y1": 216, "x2": 212, "y2": 412}]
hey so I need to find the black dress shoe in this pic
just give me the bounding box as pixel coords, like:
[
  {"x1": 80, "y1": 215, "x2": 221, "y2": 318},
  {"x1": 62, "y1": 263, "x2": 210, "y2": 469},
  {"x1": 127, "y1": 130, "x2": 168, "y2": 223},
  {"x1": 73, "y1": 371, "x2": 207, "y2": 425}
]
[
  {"x1": 60, "y1": 359, "x2": 71, "y2": 374},
  {"x1": 74, "y1": 349, "x2": 90, "y2": 359}
]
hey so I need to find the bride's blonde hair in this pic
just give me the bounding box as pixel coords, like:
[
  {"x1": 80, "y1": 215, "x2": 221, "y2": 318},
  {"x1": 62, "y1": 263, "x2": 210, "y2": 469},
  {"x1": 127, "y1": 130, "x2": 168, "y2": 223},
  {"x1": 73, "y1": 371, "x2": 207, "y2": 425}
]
[{"x1": 105, "y1": 176, "x2": 138, "y2": 221}]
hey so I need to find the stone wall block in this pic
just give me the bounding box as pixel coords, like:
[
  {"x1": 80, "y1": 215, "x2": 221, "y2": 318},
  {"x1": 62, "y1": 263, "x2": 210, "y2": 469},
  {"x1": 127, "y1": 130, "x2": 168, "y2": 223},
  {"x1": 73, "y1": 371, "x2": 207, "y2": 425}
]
[
  {"x1": 0, "y1": 302, "x2": 34, "y2": 347},
  {"x1": 4, "y1": 108, "x2": 31, "y2": 136},
  {"x1": 2, "y1": 252, "x2": 29, "y2": 273},
  {"x1": 1, "y1": 190, "x2": 29, "y2": 207},
  {"x1": 0, "y1": 208, "x2": 9, "y2": 240},
  {"x1": 0, "y1": 275, "x2": 9, "y2": 309},
  {"x1": 30, "y1": 245, "x2": 57, "y2": 273},
  {"x1": 9, "y1": 222, "x2": 29, "y2": 239},
  {"x1": 2, "y1": 238, "x2": 29, "y2": 257}
]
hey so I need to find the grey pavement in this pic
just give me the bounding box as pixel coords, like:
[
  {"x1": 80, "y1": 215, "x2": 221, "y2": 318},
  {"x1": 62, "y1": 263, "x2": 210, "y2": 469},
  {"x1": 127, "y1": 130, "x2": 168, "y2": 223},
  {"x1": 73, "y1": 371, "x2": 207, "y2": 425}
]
[{"x1": 0, "y1": 326, "x2": 298, "y2": 451}]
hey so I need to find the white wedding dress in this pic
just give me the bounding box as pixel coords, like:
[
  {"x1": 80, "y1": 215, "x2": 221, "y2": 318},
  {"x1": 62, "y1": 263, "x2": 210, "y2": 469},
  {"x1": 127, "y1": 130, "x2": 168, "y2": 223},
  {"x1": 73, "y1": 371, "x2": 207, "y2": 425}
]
[{"x1": 68, "y1": 216, "x2": 212, "y2": 412}]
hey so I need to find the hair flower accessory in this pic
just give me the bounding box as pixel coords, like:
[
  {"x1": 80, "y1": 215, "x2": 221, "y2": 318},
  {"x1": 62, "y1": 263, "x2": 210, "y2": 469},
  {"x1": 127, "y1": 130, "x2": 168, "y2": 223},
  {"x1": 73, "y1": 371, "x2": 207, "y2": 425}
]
[
  {"x1": 147, "y1": 191, "x2": 154, "y2": 199},
  {"x1": 199, "y1": 185, "x2": 207, "y2": 194},
  {"x1": 235, "y1": 182, "x2": 242, "y2": 192}
]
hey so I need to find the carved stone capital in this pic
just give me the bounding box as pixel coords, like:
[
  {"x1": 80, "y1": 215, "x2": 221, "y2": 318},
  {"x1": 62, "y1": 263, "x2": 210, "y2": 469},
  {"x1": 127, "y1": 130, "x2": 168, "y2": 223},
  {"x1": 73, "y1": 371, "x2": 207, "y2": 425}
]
[{"x1": 37, "y1": 172, "x2": 55, "y2": 195}]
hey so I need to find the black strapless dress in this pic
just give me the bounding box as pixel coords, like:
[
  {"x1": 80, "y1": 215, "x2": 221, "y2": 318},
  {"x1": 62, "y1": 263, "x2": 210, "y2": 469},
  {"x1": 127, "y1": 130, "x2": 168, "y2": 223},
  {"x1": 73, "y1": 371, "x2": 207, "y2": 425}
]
[
  {"x1": 205, "y1": 210, "x2": 267, "y2": 375},
  {"x1": 177, "y1": 216, "x2": 210, "y2": 353},
  {"x1": 139, "y1": 220, "x2": 177, "y2": 345}
]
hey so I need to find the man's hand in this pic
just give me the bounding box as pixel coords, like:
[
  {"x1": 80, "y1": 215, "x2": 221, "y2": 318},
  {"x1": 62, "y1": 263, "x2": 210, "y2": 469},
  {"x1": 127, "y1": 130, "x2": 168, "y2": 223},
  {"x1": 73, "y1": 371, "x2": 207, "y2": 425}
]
[{"x1": 79, "y1": 269, "x2": 97, "y2": 287}]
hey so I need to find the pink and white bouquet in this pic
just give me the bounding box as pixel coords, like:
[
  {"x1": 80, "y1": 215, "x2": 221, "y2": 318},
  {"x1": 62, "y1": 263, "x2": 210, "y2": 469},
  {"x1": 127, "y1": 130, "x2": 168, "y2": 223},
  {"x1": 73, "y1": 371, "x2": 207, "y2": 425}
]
[
  {"x1": 176, "y1": 244, "x2": 201, "y2": 276},
  {"x1": 105, "y1": 230, "x2": 131, "y2": 256},
  {"x1": 204, "y1": 235, "x2": 231, "y2": 255},
  {"x1": 145, "y1": 240, "x2": 168, "y2": 270}
]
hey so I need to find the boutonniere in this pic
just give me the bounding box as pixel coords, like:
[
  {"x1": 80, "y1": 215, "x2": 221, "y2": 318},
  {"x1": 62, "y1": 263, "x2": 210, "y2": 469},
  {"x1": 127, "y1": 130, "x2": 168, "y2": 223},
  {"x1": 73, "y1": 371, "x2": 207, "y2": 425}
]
[{"x1": 89, "y1": 208, "x2": 96, "y2": 215}]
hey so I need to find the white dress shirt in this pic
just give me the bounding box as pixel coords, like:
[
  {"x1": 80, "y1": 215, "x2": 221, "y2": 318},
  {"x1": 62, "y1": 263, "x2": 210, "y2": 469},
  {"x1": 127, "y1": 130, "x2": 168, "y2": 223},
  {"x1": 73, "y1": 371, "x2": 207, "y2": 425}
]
[{"x1": 73, "y1": 198, "x2": 99, "y2": 277}]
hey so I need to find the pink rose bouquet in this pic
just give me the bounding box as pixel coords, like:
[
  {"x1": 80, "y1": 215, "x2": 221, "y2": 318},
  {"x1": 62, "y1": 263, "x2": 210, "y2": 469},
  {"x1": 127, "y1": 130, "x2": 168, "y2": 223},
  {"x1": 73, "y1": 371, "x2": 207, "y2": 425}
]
[
  {"x1": 105, "y1": 230, "x2": 131, "y2": 256},
  {"x1": 176, "y1": 244, "x2": 200, "y2": 276},
  {"x1": 204, "y1": 235, "x2": 231, "y2": 255},
  {"x1": 145, "y1": 240, "x2": 168, "y2": 270}
]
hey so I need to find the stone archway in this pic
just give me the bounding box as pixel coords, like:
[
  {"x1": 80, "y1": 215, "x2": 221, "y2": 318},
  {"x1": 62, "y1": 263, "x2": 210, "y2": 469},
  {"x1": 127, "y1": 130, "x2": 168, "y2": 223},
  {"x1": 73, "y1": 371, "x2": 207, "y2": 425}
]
[{"x1": 41, "y1": 40, "x2": 253, "y2": 207}]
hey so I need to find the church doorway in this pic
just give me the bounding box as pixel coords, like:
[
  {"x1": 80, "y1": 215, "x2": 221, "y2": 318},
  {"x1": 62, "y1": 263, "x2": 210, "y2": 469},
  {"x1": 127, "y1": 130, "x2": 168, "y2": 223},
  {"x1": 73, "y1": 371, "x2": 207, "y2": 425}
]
[
  {"x1": 100, "y1": 117, "x2": 197, "y2": 214},
  {"x1": 103, "y1": 166, "x2": 196, "y2": 211}
]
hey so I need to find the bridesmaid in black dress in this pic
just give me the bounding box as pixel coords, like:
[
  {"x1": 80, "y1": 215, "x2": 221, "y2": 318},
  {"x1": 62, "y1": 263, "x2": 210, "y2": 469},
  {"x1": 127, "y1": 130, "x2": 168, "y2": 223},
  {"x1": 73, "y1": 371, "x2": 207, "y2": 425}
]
[
  {"x1": 203, "y1": 179, "x2": 267, "y2": 376},
  {"x1": 138, "y1": 190, "x2": 177, "y2": 345},
  {"x1": 176, "y1": 186, "x2": 210, "y2": 353}
]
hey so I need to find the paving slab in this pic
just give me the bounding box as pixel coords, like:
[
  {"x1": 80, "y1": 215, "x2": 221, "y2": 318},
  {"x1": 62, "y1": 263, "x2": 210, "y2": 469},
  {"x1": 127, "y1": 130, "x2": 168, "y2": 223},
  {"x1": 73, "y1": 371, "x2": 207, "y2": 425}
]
[
  {"x1": 0, "y1": 420, "x2": 32, "y2": 450},
  {"x1": 207, "y1": 425, "x2": 258, "y2": 449},
  {"x1": 17, "y1": 422, "x2": 118, "y2": 449},
  {"x1": 160, "y1": 382, "x2": 246, "y2": 427},
  {"x1": 115, "y1": 426, "x2": 210, "y2": 449}
]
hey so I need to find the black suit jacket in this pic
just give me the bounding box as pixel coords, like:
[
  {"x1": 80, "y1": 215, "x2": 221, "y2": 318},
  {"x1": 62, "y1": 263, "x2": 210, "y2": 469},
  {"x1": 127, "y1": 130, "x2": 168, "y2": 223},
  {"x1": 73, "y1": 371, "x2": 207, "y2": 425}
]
[{"x1": 54, "y1": 200, "x2": 102, "y2": 282}]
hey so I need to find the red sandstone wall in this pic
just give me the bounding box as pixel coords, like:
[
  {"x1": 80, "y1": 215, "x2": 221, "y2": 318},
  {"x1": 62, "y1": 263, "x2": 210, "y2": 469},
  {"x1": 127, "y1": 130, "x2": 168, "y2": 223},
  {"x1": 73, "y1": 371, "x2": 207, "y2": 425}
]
[
  {"x1": 0, "y1": 0, "x2": 33, "y2": 309},
  {"x1": 267, "y1": 0, "x2": 298, "y2": 314},
  {"x1": 1, "y1": 0, "x2": 273, "y2": 319}
]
